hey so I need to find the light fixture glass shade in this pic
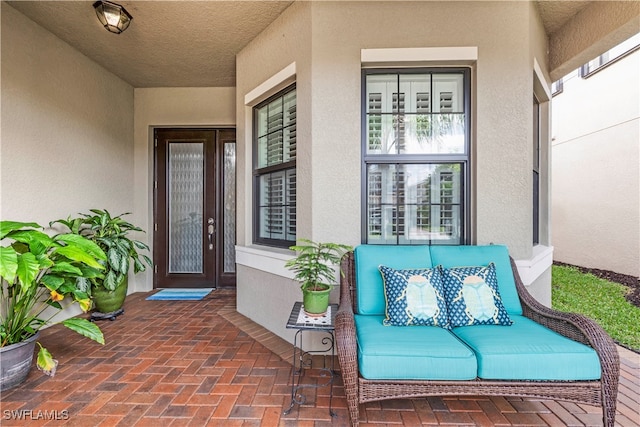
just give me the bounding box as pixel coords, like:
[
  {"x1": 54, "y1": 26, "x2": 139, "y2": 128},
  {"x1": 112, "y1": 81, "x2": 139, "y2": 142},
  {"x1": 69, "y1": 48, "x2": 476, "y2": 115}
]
[{"x1": 93, "y1": 1, "x2": 132, "y2": 34}]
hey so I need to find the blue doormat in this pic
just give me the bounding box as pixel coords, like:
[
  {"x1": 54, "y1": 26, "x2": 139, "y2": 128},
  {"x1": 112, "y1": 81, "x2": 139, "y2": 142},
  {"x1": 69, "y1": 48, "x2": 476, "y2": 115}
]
[{"x1": 146, "y1": 288, "x2": 213, "y2": 301}]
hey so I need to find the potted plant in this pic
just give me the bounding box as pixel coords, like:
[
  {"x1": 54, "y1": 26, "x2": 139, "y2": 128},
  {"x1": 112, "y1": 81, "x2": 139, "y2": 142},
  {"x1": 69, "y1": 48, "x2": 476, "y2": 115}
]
[
  {"x1": 0, "y1": 221, "x2": 106, "y2": 390},
  {"x1": 285, "y1": 239, "x2": 352, "y2": 316},
  {"x1": 52, "y1": 209, "x2": 152, "y2": 317}
]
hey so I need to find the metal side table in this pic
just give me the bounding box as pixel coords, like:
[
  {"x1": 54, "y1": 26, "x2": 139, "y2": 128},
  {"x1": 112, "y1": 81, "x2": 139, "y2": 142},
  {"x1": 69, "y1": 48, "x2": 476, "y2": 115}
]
[{"x1": 283, "y1": 301, "x2": 338, "y2": 417}]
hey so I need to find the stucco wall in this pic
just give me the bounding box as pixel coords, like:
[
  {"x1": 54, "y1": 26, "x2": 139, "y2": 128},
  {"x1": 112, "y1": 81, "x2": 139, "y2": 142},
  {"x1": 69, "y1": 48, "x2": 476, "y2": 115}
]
[
  {"x1": 1, "y1": 3, "x2": 134, "y2": 224},
  {"x1": 552, "y1": 50, "x2": 640, "y2": 277},
  {"x1": 1, "y1": 3, "x2": 134, "y2": 321},
  {"x1": 132, "y1": 87, "x2": 236, "y2": 292},
  {"x1": 236, "y1": 1, "x2": 552, "y2": 346}
]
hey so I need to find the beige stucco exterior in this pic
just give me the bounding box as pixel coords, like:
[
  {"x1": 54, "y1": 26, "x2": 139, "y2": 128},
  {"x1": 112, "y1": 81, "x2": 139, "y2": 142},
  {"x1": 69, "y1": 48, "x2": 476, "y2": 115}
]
[
  {"x1": 552, "y1": 47, "x2": 640, "y2": 278},
  {"x1": 5, "y1": 0, "x2": 634, "y2": 350},
  {"x1": 1, "y1": 3, "x2": 134, "y2": 225},
  {"x1": 235, "y1": 1, "x2": 554, "y2": 344}
]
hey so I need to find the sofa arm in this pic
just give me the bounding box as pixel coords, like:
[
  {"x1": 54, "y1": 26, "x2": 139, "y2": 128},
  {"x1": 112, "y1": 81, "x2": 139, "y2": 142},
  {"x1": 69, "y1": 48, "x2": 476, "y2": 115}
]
[
  {"x1": 336, "y1": 251, "x2": 360, "y2": 426},
  {"x1": 336, "y1": 299, "x2": 360, "y2": 426},
  {"x1": 510, "y1": 258, "x2": 619, "y2": 416}
]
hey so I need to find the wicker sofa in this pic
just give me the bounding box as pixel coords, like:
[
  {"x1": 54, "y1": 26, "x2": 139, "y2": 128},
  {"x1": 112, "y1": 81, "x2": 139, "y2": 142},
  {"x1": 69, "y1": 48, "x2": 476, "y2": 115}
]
[{"x1": 335, "y1": 244, "x2": 620, "y2": 426}]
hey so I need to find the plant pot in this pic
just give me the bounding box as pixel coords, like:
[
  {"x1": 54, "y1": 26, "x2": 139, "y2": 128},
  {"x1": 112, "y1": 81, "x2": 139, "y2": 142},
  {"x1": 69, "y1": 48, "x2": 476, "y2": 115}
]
[
  {"x1": 302, "y1": 284, "x2": 332, "y2": 316},
  {"x1": 0, "y1": 332, "x2": 39, "y2": 391},
  {"x1": 92, "y1": 275, "x2": 128, "y2": 314}
]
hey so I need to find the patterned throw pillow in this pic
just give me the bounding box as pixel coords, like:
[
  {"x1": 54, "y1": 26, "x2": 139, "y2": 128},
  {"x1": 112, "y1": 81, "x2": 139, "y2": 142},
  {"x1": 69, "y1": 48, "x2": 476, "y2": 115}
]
[
  {"x1": 440, "y1": 263, "x2": 513, "y2": 327},
  {"x1": 378, "y1": 265, "x2": 449, "y2": 328}
]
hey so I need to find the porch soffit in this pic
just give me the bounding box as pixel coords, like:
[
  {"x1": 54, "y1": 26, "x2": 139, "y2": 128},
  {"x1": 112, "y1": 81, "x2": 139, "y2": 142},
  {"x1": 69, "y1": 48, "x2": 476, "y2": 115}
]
[{"x1": 5, "y1": 1, "x2": 639, "y2": 88}]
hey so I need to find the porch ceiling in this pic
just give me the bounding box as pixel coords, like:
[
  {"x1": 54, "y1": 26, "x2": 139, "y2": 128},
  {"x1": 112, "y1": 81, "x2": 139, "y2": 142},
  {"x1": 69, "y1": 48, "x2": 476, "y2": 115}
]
[{"x1": 5, "y1": 1, "x2": 638, "y2": 87}]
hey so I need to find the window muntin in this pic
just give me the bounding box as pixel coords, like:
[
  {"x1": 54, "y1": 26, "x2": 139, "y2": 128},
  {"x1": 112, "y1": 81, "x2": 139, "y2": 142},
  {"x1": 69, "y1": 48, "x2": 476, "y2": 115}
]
[
  {"x1": 363, "y1": 69, "x2": 469, "y2": 245},
  {"x1": 254, "y1": 86, "x2": 296, "y2": 247}
]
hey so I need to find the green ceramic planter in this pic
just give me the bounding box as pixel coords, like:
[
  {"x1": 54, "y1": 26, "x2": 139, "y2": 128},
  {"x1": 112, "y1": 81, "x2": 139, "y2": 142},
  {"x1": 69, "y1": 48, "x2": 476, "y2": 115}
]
[
  {"x1": 92, "y1": 276, "x2": 128, "y2": 314},
  {"x1": 302, "y1": 284, "x2": 331, "y2": 316}
]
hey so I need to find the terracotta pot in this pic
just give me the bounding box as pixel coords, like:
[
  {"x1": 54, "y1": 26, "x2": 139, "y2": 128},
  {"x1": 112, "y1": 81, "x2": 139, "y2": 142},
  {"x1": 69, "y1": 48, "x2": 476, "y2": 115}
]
[{"x1": 0, "y1": 332, "x2": 39, "y2": 391}]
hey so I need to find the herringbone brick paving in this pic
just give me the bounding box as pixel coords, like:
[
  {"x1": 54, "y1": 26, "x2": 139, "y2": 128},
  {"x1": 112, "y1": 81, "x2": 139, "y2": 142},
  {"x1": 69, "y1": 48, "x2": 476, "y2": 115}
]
[{"x1": 1, "y1": 289, "x2": 638, "y2": 426}]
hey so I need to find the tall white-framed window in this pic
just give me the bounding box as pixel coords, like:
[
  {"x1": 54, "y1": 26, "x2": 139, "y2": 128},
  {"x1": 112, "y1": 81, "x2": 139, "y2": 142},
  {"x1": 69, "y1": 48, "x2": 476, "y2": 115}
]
[
  {"x1": 253, "y1": 85, "x2": 296, "y2": 248},
  {"x1": 363, "y1": 69, "x2": 470, "y2": 245}
]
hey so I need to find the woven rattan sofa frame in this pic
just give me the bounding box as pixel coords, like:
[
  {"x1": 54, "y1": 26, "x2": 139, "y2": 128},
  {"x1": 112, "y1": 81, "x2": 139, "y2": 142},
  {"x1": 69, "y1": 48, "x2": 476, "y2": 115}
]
[{"x1": 335, "y1": 251, "x2": 620, "y2": 427}]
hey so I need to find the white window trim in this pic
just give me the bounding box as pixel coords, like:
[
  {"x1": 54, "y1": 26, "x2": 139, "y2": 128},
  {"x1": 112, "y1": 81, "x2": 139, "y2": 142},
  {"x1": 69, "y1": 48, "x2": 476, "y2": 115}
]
[
  {"x1": 244, "y1": 62, "x2": 296, "y2": 106},
  {"x1": 361, "y1": 46, "x2": 478, "y2": 66}
]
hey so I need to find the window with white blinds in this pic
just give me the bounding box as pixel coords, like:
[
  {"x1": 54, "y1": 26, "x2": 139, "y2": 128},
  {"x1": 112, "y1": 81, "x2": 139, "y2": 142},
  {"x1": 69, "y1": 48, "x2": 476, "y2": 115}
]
[
  {"x1": 363, "y1": 69, "x2": 469, "y2": 245},
  {"x1": 254, "y1": 86, "x2": 296, "y2": 247}
]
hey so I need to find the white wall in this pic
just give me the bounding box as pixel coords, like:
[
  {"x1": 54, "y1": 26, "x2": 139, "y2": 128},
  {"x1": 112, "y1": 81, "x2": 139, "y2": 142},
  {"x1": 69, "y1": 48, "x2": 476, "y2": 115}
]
[
  {"x1": 235, "y1": 1, "x2": 553, "y2": 348},
  {"x1": 132, "y1": 87, "x2": 236, "y2": 292},
  {"x1": 1, "y1": 3, "x2": 134, "y2": 225},
  {"x1": 552, "y1": 50, "x2": 640, "y2": 277}
]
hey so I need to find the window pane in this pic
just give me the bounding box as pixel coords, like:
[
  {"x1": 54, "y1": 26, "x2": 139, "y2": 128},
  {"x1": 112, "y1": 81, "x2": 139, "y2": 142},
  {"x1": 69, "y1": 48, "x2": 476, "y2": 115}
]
[
  {"x1": 399, "y1": 74, "x2": 431, "y2": 114},
  {"x1": 286, "y1": 169, "x2": 297, "y2": 240},
  {"x1": 433, "y1": 74, "x2": 464, "y2": 113},
  {"x1": 367, "y1": 163, "x2": 462, "y2": 245},
  {"x1": 256, "y1": 89, "x2": 296, "y2": 168},
  {"x1": 259, "y1": 172, "x2": 285, "y2": 240},
  {"x1": 366, "y1": 114, "x2": 396, "y2": 154},
  {"x1": 283, "y1": 91, "x2": 296, "y2": 127},
  {"x1": 402, "y1": 113, "x2": 466, "y2": 154},
  {"x1": 258, "y1": 169, "x2": 296, "y2": 241},
  {"x1": 366, "y1": 74, "x2": 396, "y2": 114}
]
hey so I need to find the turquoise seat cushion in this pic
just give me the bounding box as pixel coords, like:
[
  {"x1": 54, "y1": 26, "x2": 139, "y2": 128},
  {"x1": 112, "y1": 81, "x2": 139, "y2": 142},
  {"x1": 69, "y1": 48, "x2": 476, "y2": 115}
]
[
  {"x1": 453, "y1": 315, "x2": 602, "y2": 380},
  {"x1": 440, "y1": 263, "x2": 512, "y2": 327},
  {"x1": 355, "y1": 314, "x2": 477, "y2": 380},
  {"x1": 430, "y1": 245, "x2": 523, "y2": 315},
  {"x1": 379, "y1": 265, "x2": 449, "y2": 328},
  {"x1": 355, "y1": 245, "x2": 433, "y2": 315}
]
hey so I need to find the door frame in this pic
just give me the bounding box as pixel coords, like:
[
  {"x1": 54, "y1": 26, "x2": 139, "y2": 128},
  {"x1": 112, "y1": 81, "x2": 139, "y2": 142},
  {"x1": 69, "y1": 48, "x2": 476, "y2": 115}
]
[{"x1": 152, "y1": 127, "x2": 236, "y2": 289}]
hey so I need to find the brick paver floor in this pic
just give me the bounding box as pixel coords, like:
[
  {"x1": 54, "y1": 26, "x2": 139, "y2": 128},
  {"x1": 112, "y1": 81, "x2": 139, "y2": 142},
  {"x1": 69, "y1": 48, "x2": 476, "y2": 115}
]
[{"x1": 1, "y1": 289, "x2": 638, "y2": 426}]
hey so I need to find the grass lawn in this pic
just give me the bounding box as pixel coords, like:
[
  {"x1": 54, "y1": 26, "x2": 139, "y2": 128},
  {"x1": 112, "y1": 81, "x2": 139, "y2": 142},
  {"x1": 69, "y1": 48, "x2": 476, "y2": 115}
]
[{"x1": 552, "y1": 264, "x2": 640, "y2": 351}]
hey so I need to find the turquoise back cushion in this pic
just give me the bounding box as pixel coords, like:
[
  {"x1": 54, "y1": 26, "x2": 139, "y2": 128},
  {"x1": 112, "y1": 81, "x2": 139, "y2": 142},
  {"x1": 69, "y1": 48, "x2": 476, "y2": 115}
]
[
  {"x1": 430, "y1": 245, "x2": 523, "y2": 315},
  {"x1": 355, "y1": 245, "x2": 433, "y2": 315}
]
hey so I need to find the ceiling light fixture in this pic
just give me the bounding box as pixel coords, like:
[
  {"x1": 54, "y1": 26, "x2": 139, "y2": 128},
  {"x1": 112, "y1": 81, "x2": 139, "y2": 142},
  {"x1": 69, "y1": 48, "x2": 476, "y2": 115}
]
[{"x1": 93, "y1": 1, "x2": 132, "y2": 34}]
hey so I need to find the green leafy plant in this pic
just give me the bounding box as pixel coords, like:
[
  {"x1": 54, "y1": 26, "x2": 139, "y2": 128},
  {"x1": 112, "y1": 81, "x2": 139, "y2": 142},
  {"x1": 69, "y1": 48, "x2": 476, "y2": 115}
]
[
  {"x1": 0, "y1": 221, "x2": 106, "y2": 375},
  {"x1": 53, "y1": 209, "x2": 152, "y2": 292},
  {"x1": 285, "y1": 239, "x2": 352, "y2": 291}
]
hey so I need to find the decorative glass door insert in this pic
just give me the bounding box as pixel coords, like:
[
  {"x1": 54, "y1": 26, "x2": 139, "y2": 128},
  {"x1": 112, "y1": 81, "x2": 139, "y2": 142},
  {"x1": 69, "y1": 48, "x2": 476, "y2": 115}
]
[{"x1": 168, "y1": 142, "x2": 204, "y2": 274}]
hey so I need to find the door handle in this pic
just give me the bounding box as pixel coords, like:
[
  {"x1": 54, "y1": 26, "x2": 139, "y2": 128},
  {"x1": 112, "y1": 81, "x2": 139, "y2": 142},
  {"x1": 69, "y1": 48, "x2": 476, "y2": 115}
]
[{"x1": 207, "y1": 218, "x2": 215, "y2": 250}]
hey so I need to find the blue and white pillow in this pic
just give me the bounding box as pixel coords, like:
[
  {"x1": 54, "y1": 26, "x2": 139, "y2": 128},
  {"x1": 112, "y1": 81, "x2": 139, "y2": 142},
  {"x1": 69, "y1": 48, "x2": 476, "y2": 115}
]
[
  {"x1": 379, "y1": 265, "x2": 449, "y2": 328},
  {"x1": 440, "y1": 263, "x2": 512, "y2": 327}
]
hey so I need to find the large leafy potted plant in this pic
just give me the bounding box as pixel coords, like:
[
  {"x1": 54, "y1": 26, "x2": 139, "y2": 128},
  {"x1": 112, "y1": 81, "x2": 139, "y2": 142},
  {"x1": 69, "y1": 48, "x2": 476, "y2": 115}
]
[
  {"x1": 285, "y1": 239, "x2": 352, "y2": 316},
  {"x1": 0, "y1": 221, "x2": 106, "y2": 390},
  {"x1": 53, "y1": 209, "x2": 152, "y2": 317}
]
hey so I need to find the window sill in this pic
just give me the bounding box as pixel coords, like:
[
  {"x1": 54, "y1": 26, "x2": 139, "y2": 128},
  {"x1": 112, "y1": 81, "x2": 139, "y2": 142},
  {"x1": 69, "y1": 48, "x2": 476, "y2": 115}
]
[
  {"x1": 514, "y1": 245, "x2": 554, "y2": 286},
  {"x1": 235, "y1": 245, "x2": 295, "y2": 279}
]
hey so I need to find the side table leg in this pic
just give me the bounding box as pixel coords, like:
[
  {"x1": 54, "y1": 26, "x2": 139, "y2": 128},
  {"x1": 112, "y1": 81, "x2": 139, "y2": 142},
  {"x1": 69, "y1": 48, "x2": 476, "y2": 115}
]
[{"x1": 284, "y1": 330, "x2": 304, "y2": 415}]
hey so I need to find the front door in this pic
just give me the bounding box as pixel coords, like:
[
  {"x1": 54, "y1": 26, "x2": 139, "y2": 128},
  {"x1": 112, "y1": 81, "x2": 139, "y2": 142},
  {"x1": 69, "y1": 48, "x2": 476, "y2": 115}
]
[{"x1": 154, "y1": 128, "x2": 236, "y2": 288}]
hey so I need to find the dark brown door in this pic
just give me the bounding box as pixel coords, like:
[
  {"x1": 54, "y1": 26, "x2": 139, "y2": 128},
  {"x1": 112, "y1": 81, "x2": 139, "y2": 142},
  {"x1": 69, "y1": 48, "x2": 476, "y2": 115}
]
[{"x1": 154, "y1": 128, "x2": 236, "y2": 288}]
